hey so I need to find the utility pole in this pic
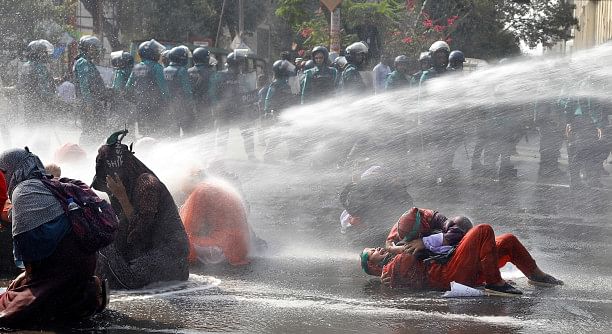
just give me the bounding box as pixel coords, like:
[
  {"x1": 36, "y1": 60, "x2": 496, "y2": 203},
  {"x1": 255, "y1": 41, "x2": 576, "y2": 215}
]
[
  {"x1": 320, "y1": 0, "x2": 343, "y2": 54},
  {"x1": 330, "y1": 7, "x2": 341, "y2": 54},
  {"x1": 215, "y1": 0, "x2": 227, "y2": 47},
  {"x1": 238, "y1": 0, "x2": 244, "y2": 39}
]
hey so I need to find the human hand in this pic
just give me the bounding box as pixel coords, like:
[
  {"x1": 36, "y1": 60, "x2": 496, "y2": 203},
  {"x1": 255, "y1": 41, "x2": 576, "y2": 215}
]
[
  {"x1": 106, "y1": 173, "x2": 126, "y2": 199},
  {"x1": 380, "y1": 270, "x2": 391, "y2": 287},
  {"x1": 403, "y1": 239, "x2": 425, "y2": 254},
  {"x1": 8, "y1": 271, "x2": 26, "y2": 289}
]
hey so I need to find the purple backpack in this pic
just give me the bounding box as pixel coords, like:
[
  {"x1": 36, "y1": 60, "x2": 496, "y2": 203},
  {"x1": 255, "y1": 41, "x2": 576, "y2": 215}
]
[{"x1": 41, "y1": 177, "x2": 118, "y2": 253}]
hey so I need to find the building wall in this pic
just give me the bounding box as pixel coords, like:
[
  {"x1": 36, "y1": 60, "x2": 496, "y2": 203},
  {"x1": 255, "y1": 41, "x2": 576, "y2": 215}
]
[{"x1": 572, "y1": 0, "x2": 612, "y2": 50}]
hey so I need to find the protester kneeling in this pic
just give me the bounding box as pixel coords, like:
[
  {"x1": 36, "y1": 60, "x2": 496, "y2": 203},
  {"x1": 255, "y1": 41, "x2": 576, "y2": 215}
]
[
  {"x1": 179, "y1": 169, "x2": 266, "y2": 266},
  {"x1": 0, "y1": 148, "x2": 109, "y2": 327},
  {"x1": 92, "y1": 130, "x2": 190, "y2": 289}
]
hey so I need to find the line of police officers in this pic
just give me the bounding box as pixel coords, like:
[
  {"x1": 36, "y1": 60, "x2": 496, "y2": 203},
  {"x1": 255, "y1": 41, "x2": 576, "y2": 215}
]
[
  {"x1": 16, "y1": 36, "x2": 610, "y2": 189},
  {"x1": 264, "y1": 39, "x2": 610, "y2": 189}
]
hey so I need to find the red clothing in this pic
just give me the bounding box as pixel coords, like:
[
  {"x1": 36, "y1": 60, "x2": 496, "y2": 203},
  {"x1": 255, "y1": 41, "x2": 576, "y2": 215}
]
[
  {"x1": 0, "y1": 172, "x2": 8, "y2": 224},
  {"x1": 0, "y1": 232, "x2": 100, "y2": 326},
  {"x1": 0, "y1": 171, "x2": 7, "y2": 206},
  {"x1": 386, "y1": 208, "x2": 436, "y2": 244},
  {"x1": 180, "y1": 180, "x2": 251, "y2": 265},
  {"x1": 384, "y1": 224, "x2": 539, "y2": 290}
]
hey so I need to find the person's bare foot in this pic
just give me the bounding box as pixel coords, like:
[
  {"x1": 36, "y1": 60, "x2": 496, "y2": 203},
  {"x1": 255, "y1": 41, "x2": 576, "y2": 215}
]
[{"x1": 528, "y1": 273, "x2": 564, "y2": 286}]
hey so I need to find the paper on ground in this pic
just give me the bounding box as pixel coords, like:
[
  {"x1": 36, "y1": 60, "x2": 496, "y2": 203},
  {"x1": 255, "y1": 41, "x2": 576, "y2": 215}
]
[{"x1": 442, "y1": 281, "x2": 485, "y2": 298}]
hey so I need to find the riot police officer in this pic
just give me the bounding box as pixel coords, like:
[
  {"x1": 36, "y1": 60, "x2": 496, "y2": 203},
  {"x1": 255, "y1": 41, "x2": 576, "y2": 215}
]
[
  {"x1": 18, "y1": 39, "x2": 56, "y2": 123},
  {"x1": 160, "y1": 49, "x2": 171, "y2": 68},
  {"x1": 73, "y1": 35, "x2": 108, "y2": 147},
  {"x1": 448, "y1": 50, "x2": 465, "y2": 71},
  {"x1": 420, "y1": 40, "x2": 450, "y2": 83},
  {"x1": 342, "y1": 41, "x2": 369, "y2": 93},
  {"x1": 384, "y1": 55, "x2": 412, "y2": 91},
  {"x1": 111, "y1": 51, "x2": 134, "y2": 93},
  {"x1": 125, "y1": 39, "x2": 169, "y2": 137},
  {"x1": 110, "y1": 50, "x2": 135, "y2": 126},
  {"x1": 210, "y1": 51, "x2": 258, "y2": 160},
  {"x1": 301, "y1": 46, "x2": 338, "y2": 104},
  {"x1": 410, "y1": 52, "x2": 431, "y2": 87},
  {"x1": 164, "y1": 45, "x2": 195, "y2": 137},
  {"x1": 263, "y1": 59, "x2": 297, "y2": 163},
  {"x1": 188, "y1": 47, "x2": 214, "y2": 131},
  {"x1": 564, "y1": 77, "x2": 606, "y2": 189},
  {"x1": 418, "y1": 41, "x2": 456, "y2": 184}
]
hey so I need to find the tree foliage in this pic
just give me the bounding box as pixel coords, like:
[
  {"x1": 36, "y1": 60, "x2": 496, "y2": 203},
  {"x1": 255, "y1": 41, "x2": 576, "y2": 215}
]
[
  {"x1": 275, "y1": 0, "x2": 577, "y2": 61},
  {"x1": 0, "y1": 0, "x2": 73, "y2": 65},
  {"x1": 83, "y1": 0, "x2": 269, "y2": 50}
]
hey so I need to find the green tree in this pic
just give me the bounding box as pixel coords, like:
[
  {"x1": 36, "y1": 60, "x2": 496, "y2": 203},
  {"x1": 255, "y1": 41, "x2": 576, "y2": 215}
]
[
  {"x1": 275, "y1": 0, "x2": 577, "y2": 61},
  {"x1": 0, "y1": 0, "x2": 73, "y2": 64},
  {"x1": 83, "y1": 0, "x2": 269, "y2": 50},
  {"x1": 0, "y1": 0, "x2": 73, "y2": 84}
]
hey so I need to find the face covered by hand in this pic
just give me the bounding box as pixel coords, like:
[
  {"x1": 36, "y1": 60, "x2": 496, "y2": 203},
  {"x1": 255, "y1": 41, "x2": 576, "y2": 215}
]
[{"x1": 91, "y1": 143, "x2": 128, "y2": 193}]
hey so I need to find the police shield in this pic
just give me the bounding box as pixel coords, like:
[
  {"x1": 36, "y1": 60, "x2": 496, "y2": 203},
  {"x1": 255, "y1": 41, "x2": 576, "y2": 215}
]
[{"x1": 238, "y1": 71, "x2": 260, "y2": 120}]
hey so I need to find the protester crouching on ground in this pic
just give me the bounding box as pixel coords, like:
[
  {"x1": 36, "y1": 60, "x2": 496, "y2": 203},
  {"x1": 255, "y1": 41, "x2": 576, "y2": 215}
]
[
  {"x1": 0, "y1": 147, "x2": 107, "y2": 326},
  {"x1": 91, "y1": 131, "x2": 189, "y2": 289}
]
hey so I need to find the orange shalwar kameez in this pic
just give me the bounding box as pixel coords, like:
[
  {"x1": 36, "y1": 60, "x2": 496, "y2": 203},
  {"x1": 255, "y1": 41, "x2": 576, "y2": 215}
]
[
  {"x1": 384, "y1": 224, "x2": 539, "y2": 290},
  {"x1": 180, "y1": 180, "x2": 251, "y2": 265}
]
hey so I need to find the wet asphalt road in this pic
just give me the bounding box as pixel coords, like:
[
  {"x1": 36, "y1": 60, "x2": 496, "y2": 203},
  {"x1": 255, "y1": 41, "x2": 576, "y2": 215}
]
[{"x1": 3, "y1": 134, "x2": 612, "y2": 333}]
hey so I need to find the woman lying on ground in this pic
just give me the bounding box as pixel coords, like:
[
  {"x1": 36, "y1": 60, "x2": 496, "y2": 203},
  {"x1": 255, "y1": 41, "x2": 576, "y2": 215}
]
[
  {"x1": 91, "y1": 131, "x2": 189, "y2": 289},
  {"x1": 361, "y1": 224, "x2": 563, "y2": 296},
  {"x1": 0, "y1": 147, "x2": 107, "y2": 327}
]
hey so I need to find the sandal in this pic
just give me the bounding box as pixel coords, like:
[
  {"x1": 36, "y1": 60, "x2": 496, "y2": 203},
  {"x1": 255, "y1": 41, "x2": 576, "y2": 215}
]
[
  {"x1": 484, "y1": 282, "x2": 523, "y2": 297},
  {"x1": 528, "y1": 274, "x2": 564, "y2": 287}
]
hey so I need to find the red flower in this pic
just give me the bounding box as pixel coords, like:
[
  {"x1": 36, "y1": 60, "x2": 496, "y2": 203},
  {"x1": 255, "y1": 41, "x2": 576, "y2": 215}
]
[
  {"x1": 300, "y1": 28, "x2": 313, "y2": 38},
  {"x1": 423, "y1": 19, "x2": 433, "y2": 28},
  {"x1": 447, "y1": 15, "x2": 460, "y2": 26},
  {"x1": 402, "y1": 36, "x2": 413, "y2": 44},
  {"x1": 433, "y1": 25, "x2": 444, "y2": 32}
]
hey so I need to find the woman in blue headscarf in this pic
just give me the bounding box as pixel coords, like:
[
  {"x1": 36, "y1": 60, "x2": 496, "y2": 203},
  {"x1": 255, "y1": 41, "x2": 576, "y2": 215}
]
[{"x1": 0, "y1": 147, "x2": 107, "y2": 327}]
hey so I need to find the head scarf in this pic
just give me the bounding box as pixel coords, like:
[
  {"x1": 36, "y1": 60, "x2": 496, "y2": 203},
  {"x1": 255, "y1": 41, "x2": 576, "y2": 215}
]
[
  {"x1": 0, "y1": 148, "x2": 64, "y2": 236},
  {"x1": 0, "y1": 147, "x2": 47, "y2": 199},
  {"x1": 91, "y1": 131, "x2": 156, "y2": 198}
]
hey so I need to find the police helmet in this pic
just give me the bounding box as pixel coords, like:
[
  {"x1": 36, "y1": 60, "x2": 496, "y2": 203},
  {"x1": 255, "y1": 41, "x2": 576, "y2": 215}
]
[
  {"x1": 169, "y1": 46, "x2": 190, "y2": 66},
  {"x1": 192, "y1": 47, "x2": 210, "y2": 65},
  {"x1": 110, "y1": 51, "x2": 134, "y2": 69},
  {"x1": 272, "y1": 59, "x2": 296, "y2": 78},
  {"x1": 303, "y1": 59, "x2": 315, "y2": 71},
  {"x1": 138, "y1": 39, "x2": 166, "y2": 61},
  {"x1": 311, "y1": 46, "x2": 330, "y2": 65},
  {"x1": 226, "y1": 51, "x2": 246, "y2": 69},
  {"x1": 394, "y1": 55, "x2": 410, "y2": 67},
  {"x1": 418, "y1": 51, "x2": 431, "y2": 66},
  {"x1": 78, "y1": 35, "x2": 102, "y2": 59},
  {"x1": 26, "y1": 39, "x2": 54, "y2": 62},
  {"x1": 448, "y1": 50, "x2": 465, "y2": 68},
  {"x1": 429, "y1": 41, "x2": 450, "y2": 54},
  {"x1": 160, "y1": 49, "x2": 170, "y2": 67},
  {"x1": 345, "y1": 41, "x2": 369, "y2": 64},
  {"x1": 333, "y1": 56, "x2": 348, "y2": 71}
]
